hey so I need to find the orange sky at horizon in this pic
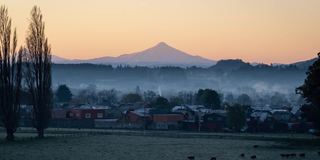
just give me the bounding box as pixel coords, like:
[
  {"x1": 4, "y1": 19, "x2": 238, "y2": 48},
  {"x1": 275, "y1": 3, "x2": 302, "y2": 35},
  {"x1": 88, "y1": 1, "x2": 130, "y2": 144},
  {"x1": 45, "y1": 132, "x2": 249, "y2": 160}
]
[{"x1": 2, "y1": 0, "x2": 320, "y2": 64}]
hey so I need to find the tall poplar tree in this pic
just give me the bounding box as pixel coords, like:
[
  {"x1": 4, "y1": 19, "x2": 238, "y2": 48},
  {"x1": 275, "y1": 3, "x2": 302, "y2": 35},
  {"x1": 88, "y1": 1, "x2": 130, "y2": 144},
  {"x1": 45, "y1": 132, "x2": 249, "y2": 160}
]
[
  {"x1": 25, "y1": 6, "x2": 52, "y2": 138},
  {"x1": 0, "y1": 6, "x2": 23, "y2": 141}
]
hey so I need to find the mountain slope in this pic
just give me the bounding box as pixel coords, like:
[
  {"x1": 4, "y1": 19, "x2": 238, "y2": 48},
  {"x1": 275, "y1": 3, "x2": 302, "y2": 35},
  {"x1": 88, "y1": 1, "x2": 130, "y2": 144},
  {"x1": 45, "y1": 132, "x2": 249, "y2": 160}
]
[
  {"x1": 291, "y1": 58, "x2": 317, "y2": 69},
  {"x1": 52, "y1": 55, "x2": 72, "y2": 64},
  {"x1": 53, "y1": 42, "x2": 216, "y2": 67}
]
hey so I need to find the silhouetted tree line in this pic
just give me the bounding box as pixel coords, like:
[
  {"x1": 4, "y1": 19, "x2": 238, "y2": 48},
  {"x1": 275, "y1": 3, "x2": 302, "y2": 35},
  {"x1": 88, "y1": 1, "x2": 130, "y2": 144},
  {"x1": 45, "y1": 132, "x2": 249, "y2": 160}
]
[
  {"x1": 297, "y1": 53, "x2": 320, "y2": 131},
  {"x1": 53, "y1": 61, "x2": 305, "y2": 78},
  {"x1": 0, "y1": 6, "x2": 52, "y2": 140},
  {"x1": 68, "y1": 84, "x2": 302, "y2": 111}
]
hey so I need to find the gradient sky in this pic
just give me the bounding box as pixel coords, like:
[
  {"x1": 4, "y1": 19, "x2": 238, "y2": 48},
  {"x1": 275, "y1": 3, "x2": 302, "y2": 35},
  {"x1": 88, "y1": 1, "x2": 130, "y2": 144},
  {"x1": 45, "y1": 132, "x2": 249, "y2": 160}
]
[{"x1": 2, "y1": 0, "x2": 320, "y2": 63}]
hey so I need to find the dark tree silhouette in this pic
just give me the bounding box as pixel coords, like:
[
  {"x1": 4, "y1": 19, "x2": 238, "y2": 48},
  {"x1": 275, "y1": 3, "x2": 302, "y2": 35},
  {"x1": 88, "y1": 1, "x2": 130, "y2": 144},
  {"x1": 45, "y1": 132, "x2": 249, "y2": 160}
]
[
  {"x1": 55, "y1": 84, "x2": 72, "y2": 103},
  {"x1": 237, "y1": 94, "x2": 252, "y2": 106},
  {"x1": 270, "y1": 92, "x2": 289, "y2": 107},
  {"x1": 169, "y1": 97, "x2": 184, "y2": 107},
  {"x1": 0, "y1": 6, "x2": 23, "y2": 141},
  {"x1": 121, "y1": 93, "x2": 142, "y2": 104},
  {"x1": 224, "y1": 94, "x2": 235, "y2": 104},
  {"x1": 143, "y1": 90, "x2": 157, "y2": 103},
  {"x1": 97, "y1": 89, "x2": 119, "y2": 105},
  {"x1": 195, "y1": 89, "x2": 221, "y2": 109},
  {"x1": 178, "y1": 91, "x2": 195, "y2": 105},
  {"x1": 297, "y1": 53, "x2": 320, "y2": 130},
  {"x1": 226, "y1": 104, "x2": 247, "y2": 132},
  {"x1": 76, "y1": 85, "x2": 98, "y2": 105},
  {"x1": 25, "y1": 6, "x2": 52, "y2": 138},
  {"x1": 150, "y1": 96, "x2": 171, "y2": 114},
  {"x1": 153, "y1": 96, "x2": 170, "y2": 108}
]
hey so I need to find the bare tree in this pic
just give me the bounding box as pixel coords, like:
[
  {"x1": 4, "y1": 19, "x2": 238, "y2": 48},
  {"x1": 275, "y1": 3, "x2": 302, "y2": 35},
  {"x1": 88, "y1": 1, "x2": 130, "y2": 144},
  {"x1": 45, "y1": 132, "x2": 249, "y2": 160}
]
[
  {"x1": 25, "y1": 6, "x2": 52, "y2": 138},
  {"x1": 0, "y1": 6, "x2": 23, "y2": 141},
  {"x1": 97, "y1": 89, "x2": 119, "y2": 105}
]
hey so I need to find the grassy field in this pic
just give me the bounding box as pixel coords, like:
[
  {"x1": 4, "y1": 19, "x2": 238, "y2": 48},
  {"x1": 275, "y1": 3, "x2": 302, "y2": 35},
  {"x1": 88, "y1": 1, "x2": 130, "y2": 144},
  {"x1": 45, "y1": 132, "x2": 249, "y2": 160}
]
[{"x1": 0, "y1": 129, "x2": 320, "y2": 160}]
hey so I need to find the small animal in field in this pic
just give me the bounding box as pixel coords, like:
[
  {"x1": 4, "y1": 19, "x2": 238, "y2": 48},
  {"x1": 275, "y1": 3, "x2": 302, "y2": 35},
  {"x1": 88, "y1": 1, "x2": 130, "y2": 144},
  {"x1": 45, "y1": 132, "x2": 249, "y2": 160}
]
[
  {"x1": 187, "y1": 156, "x2": 195, "y2": 160},
  {"x1": 299, "y1": 153, "x2": 305, "y2": 158},
  {"x1": 318, "y1": 151, "x2": 320, "y2": 155},
  {"x1": 210, "y1": 157, "x2": 216, "y2": 160},
  {"x1": 251, "y1": 155, "x2": 257, "y2": 159},
  {"x1": 253, "y1": 145, "x2": 259, "y2": 148},
  {"x1": 280, "y1": 154, "x2": 290, "y2": 158},
  {"x1": 240, "y1": 153, "x2": 245, "y2": 157},
  {"x1": 290, "y1": 153, "x2": 296, "y2": 157}
]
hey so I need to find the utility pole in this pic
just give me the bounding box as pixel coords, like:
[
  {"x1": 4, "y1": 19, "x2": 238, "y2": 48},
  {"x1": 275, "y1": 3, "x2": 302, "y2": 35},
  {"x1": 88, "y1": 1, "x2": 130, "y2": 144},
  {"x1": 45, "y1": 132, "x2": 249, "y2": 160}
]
[
  {"x1": 198, "y1": 110, "x2": 202, "y2": 132},
  {"x1": 143, "y1": 106, "x2": 146, "y2": 135}
]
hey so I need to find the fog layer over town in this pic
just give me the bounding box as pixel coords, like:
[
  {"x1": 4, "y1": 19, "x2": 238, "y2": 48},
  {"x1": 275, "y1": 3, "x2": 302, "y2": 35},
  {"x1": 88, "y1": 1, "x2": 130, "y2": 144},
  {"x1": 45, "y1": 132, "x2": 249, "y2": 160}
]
[{"x1": 52, "y1": 58, "x2": 314, "y2": 108}]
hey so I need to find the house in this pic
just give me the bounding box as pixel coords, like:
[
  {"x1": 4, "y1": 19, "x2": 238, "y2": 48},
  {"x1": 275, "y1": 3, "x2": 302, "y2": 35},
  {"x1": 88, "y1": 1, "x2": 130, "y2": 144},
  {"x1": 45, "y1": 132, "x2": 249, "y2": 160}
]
[
  {"x1": 202, "y1": 110, "x2": 227, "y2": 131},
  {"x1": 250, "y1": 110, "x2": 272, "y2": 122},
  {"x1": 247, "y1": 110, "x2": 273, "y2": 132},
  {"x1": 174, "y1": 105, "x2": 226, "y2": 132},
  {"x1": 151, "y1": 114, "x2": 184, "y2": 130},
  {"x1": 52, "y1": 108, "x2": 68, "y2": 119},
  {"x1": 287, "y1": 106, "x2": 314, "y2": 133},
  {"x1": 119, "y1": 102, "x2": 149, "y2": 112},
  {"x1": 172, "y1": 105, "x2": 213, "y2": 122},
  {"x1": 119, "y1": 107, "x2": 152, "y2": 129},
  {"x1": 67, "y1": 106, "x2": 109, "y2": 119},
  {"x1": 120, "y1": 107, "x2": 185, "y2": 130},
  {"x1": 271, "y1": 109, "x2": 293, "y2": 122},
  {"x1": 247, "y1": 108, "x2": 296, "y2": 132},
  {"x1": 123, "y1": 108, "x2": 152, "y2": 122},
  {"x1": 172, "y1": 105, "x2": 196, "y2": 121},
  {"x1": 290, "y1": 105, "x2": 303, "y2": 119}
]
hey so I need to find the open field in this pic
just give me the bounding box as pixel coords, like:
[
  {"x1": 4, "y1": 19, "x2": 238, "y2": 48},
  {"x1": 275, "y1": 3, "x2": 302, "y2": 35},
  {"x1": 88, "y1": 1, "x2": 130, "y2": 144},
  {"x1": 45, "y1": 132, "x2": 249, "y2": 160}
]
[{"x1": 1, "y1": 129, "x2": 320, "y2": 160}]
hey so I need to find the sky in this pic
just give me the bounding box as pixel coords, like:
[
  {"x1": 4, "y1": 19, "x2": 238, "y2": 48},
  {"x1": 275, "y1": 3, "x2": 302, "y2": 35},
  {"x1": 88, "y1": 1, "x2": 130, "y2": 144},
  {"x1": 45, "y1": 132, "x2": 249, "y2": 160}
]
[{"x1": 2, "y1": 0, "x2": 320, "y2": 64}]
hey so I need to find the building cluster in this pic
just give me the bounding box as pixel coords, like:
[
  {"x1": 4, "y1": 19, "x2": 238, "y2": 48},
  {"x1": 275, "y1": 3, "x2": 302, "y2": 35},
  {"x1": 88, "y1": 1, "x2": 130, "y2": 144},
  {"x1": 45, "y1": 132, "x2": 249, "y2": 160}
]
[{"x1": 17, "y1": 103, "x2": 313, "y2": 133}]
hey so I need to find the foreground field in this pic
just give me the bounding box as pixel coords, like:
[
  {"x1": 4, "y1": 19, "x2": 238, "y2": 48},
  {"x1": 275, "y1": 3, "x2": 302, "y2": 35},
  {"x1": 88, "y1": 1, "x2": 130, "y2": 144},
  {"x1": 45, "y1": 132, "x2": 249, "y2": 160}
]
[{"x1": 0, "y1": 130, "x2": 320, "y2": 160}]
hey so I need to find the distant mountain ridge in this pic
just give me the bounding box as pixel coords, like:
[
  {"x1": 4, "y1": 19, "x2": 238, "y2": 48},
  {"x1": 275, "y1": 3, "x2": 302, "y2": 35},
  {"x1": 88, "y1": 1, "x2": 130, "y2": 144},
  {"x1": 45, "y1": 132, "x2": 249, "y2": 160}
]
[
  {"x1": 210, "y1": 59, "x2": 252, "y2": 71},
  {"x1": 52, "y1": 42, "x2": 318, "y2": 68},
  {"x1": 52, "y1": 42, "x2": 216, "y2": 67}
]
